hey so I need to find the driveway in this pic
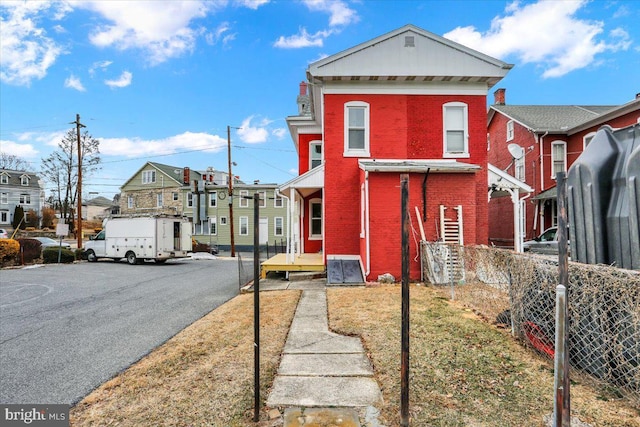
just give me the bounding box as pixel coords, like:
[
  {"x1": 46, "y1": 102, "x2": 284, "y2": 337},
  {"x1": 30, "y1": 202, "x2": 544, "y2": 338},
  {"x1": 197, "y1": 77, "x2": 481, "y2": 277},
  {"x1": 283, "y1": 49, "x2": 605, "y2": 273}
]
[{"x1": 0, "y1": 256, "x2": 242, "y2": 404}]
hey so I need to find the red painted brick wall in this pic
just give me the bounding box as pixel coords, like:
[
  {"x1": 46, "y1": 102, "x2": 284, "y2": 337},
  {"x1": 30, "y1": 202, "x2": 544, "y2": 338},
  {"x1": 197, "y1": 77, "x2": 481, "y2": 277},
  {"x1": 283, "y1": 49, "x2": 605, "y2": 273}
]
[
  {"x1": 366, "y1": 172, "x2": 478, "y2": 280},
  {"x1": 298, "y1": 133, "x2": 322, "y2": 175},
  {"x1": 322, "y1": 93, "x2": 490, "y2": 265}
]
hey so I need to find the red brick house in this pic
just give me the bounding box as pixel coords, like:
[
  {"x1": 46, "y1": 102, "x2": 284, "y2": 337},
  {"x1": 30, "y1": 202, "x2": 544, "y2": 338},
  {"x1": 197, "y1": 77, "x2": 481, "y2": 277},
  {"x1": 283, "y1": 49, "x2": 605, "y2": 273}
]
[
  {"x1": 279, "y1": 25, "x2": 512, "y2": 281},
  {"x1": 487, "y1": 89, "x2": 640, "y2": 248}
]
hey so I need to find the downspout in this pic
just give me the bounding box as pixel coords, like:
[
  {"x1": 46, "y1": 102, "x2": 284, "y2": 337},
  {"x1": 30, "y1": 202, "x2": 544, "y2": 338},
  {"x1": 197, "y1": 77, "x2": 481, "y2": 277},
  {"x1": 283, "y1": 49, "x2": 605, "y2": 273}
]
[
  {"x1": 538, "y1": 131, "x2": 548, "y2": 234},
  {"x1": 517, "y1": 192, "x2": 531, "y2": 252},
  {"x1": 364, "y1": 170, "x2": 371, "y2": 278}
]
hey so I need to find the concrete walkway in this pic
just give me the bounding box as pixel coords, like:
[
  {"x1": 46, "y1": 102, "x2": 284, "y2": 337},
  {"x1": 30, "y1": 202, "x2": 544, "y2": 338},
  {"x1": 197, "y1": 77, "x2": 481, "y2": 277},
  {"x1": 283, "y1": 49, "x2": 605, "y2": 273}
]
[{"x1": 266, "y1": 281, "x2": 382, "y2": 411}]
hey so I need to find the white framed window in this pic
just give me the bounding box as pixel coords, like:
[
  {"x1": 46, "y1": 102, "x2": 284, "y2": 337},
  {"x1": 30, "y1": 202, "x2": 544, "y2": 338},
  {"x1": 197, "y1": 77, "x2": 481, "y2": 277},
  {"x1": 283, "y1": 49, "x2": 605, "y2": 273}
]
[
  {"x1": 310, "y1": 140, "x2": 323, "y2": 169},
  {"x1": 239, "y1": 190, "x2": 249, "y2": 207},
  {"x1": 209, "y1": 191, "x2": 217, "y2": 208},
  {"x1": 142, "y1": 170, "x2": 156, "y2": 184},
  {"x1": 156, "y1": 193, "x2": 163, "y2": 207},
  {"x1": 1, "y1": 193, "x2": 7, "y2": 204},
  {"x1": 344, "y1": 101, "x2": 370, "y2": 157},
  {"x1": 220, "y1": 216, "x2": 227, "y2": 225},
  {"x1": 19, "y1": 194, "x2": 31, "y2": 204},
  {"x1": 172, "y1": 192, "x2": 179, "y2": 201},
  {"x1": 209, "y1": 216, "x2": 217, "y2": 235},
  {"x1": 507, "y1": 120, "x2": 515, "y2": 141},
  {"x1": 309, "y1": 198, "x2": 322, "y2": 239},
  {"x1": 0, "y1": 175, "x2": 7, "y2": 185},
  {"x1": 127, "y1": 195, "x2": 134, "y2": 208},
  {"x1": 515, "y1": 157, "x2": 525, "y2": 182},
  {"x1": 20, "y1": 175, "x2": 29, "y2": 186},
  {"x1": 551, "y1": 141, "x2": 567, "y2": 179},
  {"x1": 583, "y1": 132, "x2": 596, "y2": 150},
  {"x1": 186, "y1": 192, "x2": 194, "y2": 207},
  {"x1": 274, "y1": 217, "x2": 283, "y2": 236},
  {"x1": 259, "y1": 191, "x2": 266, "y2": 208},
  {"x1": 239, "y1": 216, "x2": 249, "y2": 235},
  {"x1": 443, "y1": 102, "x2": 469, "y2": 157},
  {"x1": 274, "y1": 193, "x2": 283, "y2": 208},
  {"x1": 0, "y1": 210, "x2": 7, "y2": 222}
]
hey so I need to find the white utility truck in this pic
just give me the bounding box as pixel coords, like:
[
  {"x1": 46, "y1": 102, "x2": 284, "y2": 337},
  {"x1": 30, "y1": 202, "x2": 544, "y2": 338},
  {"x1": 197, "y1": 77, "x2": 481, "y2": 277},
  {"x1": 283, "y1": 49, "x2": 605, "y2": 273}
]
[{"x1": 84, "y1": 216, "x2": 192, "y2": 264}]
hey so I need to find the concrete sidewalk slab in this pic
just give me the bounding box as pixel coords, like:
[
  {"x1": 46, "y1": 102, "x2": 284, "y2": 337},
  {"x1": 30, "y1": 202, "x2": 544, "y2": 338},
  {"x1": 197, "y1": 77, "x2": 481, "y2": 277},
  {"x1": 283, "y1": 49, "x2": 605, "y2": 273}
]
[
  {"x1": 284, "y1": 331, "x2": 364, "y2": 354},
  {"x1": 268, "y1": 376, "x2": 381, "y2": 407},
  {"x1": 278, "y1": 353, "x2": 374, "y2": 376}
]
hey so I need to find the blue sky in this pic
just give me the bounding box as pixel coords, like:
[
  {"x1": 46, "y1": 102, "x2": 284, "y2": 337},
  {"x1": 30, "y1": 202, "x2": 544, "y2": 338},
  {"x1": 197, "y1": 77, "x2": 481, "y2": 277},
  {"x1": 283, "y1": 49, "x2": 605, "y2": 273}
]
[{"x1": 1, "y1": 0, "x2": 638, "y2": 199}]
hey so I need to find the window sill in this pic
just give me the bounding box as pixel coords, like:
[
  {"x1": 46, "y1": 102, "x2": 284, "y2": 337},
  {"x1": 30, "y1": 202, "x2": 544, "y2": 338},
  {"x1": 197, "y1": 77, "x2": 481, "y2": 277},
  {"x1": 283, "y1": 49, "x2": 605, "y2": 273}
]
[
  {"x1": 443, "y1": 152, "x2": 470, "y2": 159},
  {"x1": 309, "y1": 236, "x2": 322, "y2": 241},
  {"x1": 343, "y1": 150, "x2": 370, "y2": 158}
]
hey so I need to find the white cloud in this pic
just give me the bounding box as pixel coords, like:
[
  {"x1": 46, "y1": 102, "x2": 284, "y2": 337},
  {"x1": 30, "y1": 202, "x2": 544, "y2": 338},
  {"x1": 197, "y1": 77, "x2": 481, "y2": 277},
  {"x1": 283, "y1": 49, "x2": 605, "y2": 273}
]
[
  {"x1": 237, "y1": 116, "x2": 269, "y2": 144},
  {"x1": 272, "y1": 128, "x2": 286, "y2": 139},
  {"x1": 64, "y1": 74, "x2": 85, "y2": 91},
  {"x1": 274, "y1": 28, "x2": 329, "y2": 48},
  {"x1": 0, "y1": 1, "x2": 66, "y2": 86},
  {"x1": 89, "y1": 60, "x2": 112, "y2": 76},
  {"x1": 205, "y1": 21, "x2": 237, "y2": 47},
  {"x1": 0, "y1": 139, "x2": 39, "y2": 158},
  {"x1": 105, "y1": 71, "x2": 132, "y2": 88},
  {"x1": 99, "y1": 131, "x2": 227, "y2": 157},
  {"x1": 80, "y1": 0, "x2": 210, "y2": 65},
  {"x1": 274, "y1": 0, "x2": 357, "y2": 49},
  {"x1": 302, "y1": 0, "x2": 358, "y2": 27},
  {"x1": 443, "y1": 0, "x2": 632, "y2": 78},
  {"x1": 234, "y1": 0, "x2": 270, "y2": 10}
]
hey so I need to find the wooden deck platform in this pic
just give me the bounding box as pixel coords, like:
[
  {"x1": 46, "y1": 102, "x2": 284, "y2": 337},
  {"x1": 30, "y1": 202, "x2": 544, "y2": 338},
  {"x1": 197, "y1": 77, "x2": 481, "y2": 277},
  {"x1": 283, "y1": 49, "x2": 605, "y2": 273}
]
[{"x1": 260, "y1": 253, "x2": 325, "y2": 278}]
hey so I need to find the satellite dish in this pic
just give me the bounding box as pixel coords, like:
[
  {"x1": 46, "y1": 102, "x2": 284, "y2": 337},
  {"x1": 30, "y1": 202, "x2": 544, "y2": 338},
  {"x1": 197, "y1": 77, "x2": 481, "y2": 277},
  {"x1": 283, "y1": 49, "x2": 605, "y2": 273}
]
[{"x1": 507, "y1": 143, "x2": 525, "y2": 160}]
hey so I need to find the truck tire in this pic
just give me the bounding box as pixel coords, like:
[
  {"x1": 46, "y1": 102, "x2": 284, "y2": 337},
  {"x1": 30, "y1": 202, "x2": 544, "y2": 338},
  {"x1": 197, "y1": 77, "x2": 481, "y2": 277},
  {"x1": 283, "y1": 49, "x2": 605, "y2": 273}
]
[
  {"x1": 126, "y1": 252, "x2": 139, "y2": 265},
  {"x1": 86, "y1": 249, "x2": 97, "y2": 262}
]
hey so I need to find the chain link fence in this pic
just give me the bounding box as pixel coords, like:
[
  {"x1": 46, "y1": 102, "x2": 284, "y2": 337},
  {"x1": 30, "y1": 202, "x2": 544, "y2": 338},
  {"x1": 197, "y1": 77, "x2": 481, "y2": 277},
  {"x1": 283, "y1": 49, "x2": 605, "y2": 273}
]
[{"x1": 421, "y1": 242, "x2": 640, "y2": 406}]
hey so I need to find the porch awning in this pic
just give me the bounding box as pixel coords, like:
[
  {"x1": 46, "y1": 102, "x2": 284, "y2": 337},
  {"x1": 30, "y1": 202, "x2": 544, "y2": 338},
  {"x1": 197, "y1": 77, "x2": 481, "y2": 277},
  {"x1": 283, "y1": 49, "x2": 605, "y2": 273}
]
[
  {"x1": 488, "y1": 163, "x2": 533, "y2": 198},
  {"x1": 278, "y1": 164, "x2": 324, "y2": 198},
  {"x1": 358, "y1": 159, "x2": 480, "y2": 173},
  {"x1": 532, "y1": 185, "x2": 557, "y2": 200}
]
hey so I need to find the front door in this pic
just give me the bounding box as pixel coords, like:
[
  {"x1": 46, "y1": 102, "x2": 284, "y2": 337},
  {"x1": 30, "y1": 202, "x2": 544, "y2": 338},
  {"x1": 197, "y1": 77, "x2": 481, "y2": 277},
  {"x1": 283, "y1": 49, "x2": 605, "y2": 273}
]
[{"x1": 259, "y1": 217, "x2": 268, "y2": 244}]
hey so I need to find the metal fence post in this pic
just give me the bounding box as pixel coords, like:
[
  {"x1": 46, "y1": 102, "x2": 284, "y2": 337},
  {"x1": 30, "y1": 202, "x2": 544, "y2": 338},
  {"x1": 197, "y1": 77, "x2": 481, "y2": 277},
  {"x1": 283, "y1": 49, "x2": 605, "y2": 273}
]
[
  {"x1": 556, "y1": 172, "x2": 570, "y2": 425},
  {"x1": 553, "y1": 285, "x2": 567, "y2": 427},
  {"x1": 253, "y1": 192, "x2": 260, "y2": 422},
  {"x1": 400, "y1": 174, "x2": 410, "y2": 427}
]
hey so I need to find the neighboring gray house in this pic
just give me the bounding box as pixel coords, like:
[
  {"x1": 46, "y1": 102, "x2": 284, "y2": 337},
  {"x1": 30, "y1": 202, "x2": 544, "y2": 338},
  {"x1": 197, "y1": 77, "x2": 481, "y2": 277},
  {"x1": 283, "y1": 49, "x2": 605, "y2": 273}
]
[
  {"x1": 0, "y1": 168, "x2": 46, "y2": 227},
  {"x1": 84, "y1": 196, "x2": 118, "y2": 220}
]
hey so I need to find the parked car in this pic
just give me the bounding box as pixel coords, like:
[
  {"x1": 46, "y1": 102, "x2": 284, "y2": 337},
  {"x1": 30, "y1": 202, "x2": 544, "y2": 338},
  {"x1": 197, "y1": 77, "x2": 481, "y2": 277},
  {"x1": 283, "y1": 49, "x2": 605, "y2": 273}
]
[
  {"x1": 523, "y1": 227, "x2": 570, "y2": 254},
  {"x1": 0, "y1": 228, "x2": 8, "y2": 239},
  {"x1": 33, "y1": 237, "x2": 71, "y2": 250}
]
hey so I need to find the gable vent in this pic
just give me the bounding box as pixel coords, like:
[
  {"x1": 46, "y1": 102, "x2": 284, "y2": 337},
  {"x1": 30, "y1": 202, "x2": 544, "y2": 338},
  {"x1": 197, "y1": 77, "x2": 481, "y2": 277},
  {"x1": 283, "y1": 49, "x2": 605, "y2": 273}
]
[{"x1": 404, "y1": 36, "x2": 415, "y2": 47}]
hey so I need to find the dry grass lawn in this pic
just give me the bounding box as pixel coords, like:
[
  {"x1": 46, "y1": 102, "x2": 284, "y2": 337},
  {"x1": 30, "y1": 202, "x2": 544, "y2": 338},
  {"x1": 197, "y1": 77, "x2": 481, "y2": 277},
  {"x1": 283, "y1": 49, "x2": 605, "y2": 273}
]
[
  {"x1": 70, "y1": 284, "x2": 639, "y2": 427},
  {"x1": 70, "y1": 291, "x2": 301, "y2": 427},
  {"x1": 327, "y1": 285, "x2": 639, "y2": 427}
]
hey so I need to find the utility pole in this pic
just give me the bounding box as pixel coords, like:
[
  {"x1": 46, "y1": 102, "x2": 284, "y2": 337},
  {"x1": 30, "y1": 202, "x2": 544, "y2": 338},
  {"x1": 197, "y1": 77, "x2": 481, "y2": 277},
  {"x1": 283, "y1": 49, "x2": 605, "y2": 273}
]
[
  {"x1": 71, "y1": 114, "x2": 86, "y2": 249},
  {"x1": 227, "y1": 125, "x2": 241, "y2": 257}
]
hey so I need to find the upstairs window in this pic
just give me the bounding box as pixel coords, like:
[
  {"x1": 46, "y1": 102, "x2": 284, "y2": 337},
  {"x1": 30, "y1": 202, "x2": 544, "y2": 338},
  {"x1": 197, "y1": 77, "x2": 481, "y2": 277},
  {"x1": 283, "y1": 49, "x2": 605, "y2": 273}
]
[
  {"x1": 274, "y1": 193, "x2": 283, "y2": 208},
  {"x1": 551, "y1": 141, "x2": 567, "y2": 179},
  {"x1": 239, "y1": 190, "x2": 249, "y2": 208},
  {"x1": 515, "y1": 157, "x2": 525, "y2": 182},
  {"x1": 186, "y1": 192, "x2": 193, "y2": 208},
  {"x1": 310, "y1": 141, "x2": 323, "y2": 169},
  {"x1": 142, "y1": 170, "x2": 156, "y2": 184},
  {"x1": 259, "y1": 191, "x2": 266, "y2": 208},
  {"x1": 443, "y1": 102, "x2": 469, "y2": 157},
  {"x1": 209, "y1": 191, "x2": 217, "y2": 207},
  {"x1": 0, "y1": 175, "x2": 7, "y2": 185},
  {"x1": 20, "y1": 175, "x2": 29, "y2": 186},
  {"x1": 507, "y1": 120, "x2": 515, "y2": 141},
  {"x1": 1, "y1": 193, "x2": 8, "y2": 204},
  {"x1": 19, "y1": 194, "x2": 31, "y2": 204},
  {"x1": 344, "y1": 102, "x2": 370, "y2": 157}
]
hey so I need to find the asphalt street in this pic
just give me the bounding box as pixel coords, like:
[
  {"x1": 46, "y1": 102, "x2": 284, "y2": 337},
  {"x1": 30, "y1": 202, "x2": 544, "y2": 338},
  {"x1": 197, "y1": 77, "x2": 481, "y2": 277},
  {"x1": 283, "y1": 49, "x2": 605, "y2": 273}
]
[{"x1": 0, "y1": 256, "x2": 243, "y2": 405}]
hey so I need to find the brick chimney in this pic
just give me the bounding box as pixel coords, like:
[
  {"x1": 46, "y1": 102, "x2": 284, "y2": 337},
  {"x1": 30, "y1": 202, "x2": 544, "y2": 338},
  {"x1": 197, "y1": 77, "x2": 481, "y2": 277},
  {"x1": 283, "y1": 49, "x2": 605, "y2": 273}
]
[
  {"x1": 297, "y1": 81, "x2": 311, "y2": 116},
  {"x1": 494, "y1": 88, "x2": 506, "y2": 105}
]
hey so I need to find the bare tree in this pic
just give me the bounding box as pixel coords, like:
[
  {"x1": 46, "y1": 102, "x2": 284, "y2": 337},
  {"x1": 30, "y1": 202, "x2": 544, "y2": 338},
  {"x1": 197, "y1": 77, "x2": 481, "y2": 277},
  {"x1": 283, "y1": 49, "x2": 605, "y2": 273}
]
[
  {"x1": 41, "y1": 128, "x2": 100, "y2": 232},
  {"x1": 0, "y1": 153, "x2": 30, "y2": 170}
]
